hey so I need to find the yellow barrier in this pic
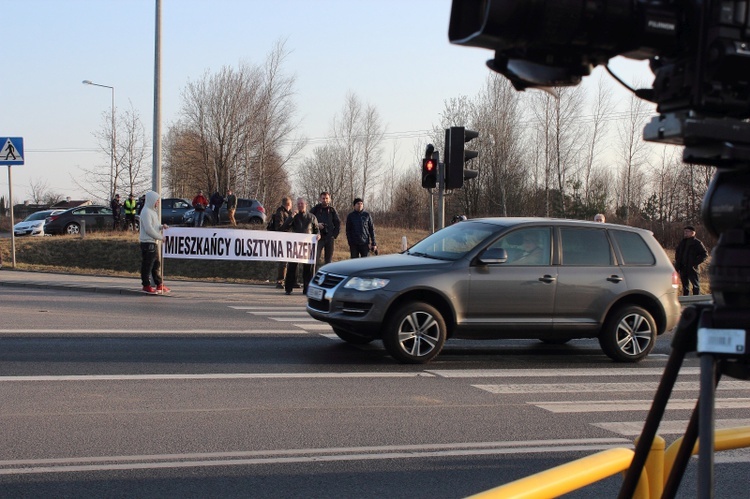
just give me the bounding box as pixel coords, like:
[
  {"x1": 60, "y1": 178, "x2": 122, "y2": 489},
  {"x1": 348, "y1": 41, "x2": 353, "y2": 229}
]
[
  {"x1": 466, "y1": 448, "x2": 649, "y2": 499},
  {"x1": 663, "y1": 426, "x2": 750, "y2": 482},
  {"x1": 469, "y1": 426, "x2": 750, "y2": 498}
]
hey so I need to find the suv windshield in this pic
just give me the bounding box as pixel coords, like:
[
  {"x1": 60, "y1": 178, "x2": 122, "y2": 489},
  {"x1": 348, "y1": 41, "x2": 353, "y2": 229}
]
[{"x1": 407, "y1": 221, "x2": 498, "y2": 261}]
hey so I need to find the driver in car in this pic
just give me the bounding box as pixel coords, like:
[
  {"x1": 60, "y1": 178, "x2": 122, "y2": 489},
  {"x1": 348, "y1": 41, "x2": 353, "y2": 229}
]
[{"x1": 515, "y1": 233, "x2": 546, "y2": 265}]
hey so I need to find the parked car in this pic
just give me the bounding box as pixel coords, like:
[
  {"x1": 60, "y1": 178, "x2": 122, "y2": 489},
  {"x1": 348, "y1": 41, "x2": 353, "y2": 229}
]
[
  {"x1": 306, "y1": 218, "x2": 681, "y2": 364},
  {"x1": 182, "y1": 198, "x2": 266, "y2": 226},
  {"x1": 13, "y1": 209, "x2": 65, "y2": 236},
  {"x1": 43, "y1": 205, "x2": 114, "y2": 235},
  {"x1": 158, "y1": 197, "x2": 193, "y2": 225}
]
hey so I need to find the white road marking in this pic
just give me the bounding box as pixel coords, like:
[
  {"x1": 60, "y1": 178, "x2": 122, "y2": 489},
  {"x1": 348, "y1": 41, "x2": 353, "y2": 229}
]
[
  {"x1": 532, "y1": 398, "x2": 750, "y2": 413},
  {"x1": 474, "y1": 381, "x2": 749, "y2": 394},
  {"x1": 428, "y1": 368, "x2": 695, "y2": 378},
  {"x1": 0, "y1": 438, "x2": 630, "y2": 475},
  {"x1": 0, "y1": 372, "x2": 431, "y2": 382},
  {"x1": 593, "y1": 419, "x2": 750, "y2": 436},
  {"x1": 0, "y1": 329, "x2": 306, "y2": 335}
]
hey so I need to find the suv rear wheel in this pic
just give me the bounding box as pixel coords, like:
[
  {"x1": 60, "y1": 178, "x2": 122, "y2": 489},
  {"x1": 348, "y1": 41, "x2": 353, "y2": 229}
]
[
  {"x1": 599, "y1": 305, "x2": 656, "y2": 362},
  {"x1": 383, "y1": 301, "x2": 446, "y2": 364}
]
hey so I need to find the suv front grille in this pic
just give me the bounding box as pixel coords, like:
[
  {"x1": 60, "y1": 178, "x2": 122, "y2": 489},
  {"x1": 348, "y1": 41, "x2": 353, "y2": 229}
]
[{"x1": 312, "y1": 271, "x2": 346, "y2": 289}]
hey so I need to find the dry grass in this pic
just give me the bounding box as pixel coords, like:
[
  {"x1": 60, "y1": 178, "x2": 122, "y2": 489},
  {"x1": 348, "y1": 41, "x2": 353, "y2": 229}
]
[
  {"x1": 0, "y1": 226, "x2": 430, "y2": 283},
  {"x1": 0, "y1": 226, "x2": 712, "y2": 294}
]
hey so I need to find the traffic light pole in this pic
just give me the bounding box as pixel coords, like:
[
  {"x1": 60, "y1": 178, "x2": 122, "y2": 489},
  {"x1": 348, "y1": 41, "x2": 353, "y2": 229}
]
[{"x1": 436, "y1": 151, "x2": 445, "y2": 230}]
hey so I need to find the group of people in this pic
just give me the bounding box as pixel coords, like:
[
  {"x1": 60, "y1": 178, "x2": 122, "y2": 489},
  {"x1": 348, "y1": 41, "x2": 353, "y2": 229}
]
[
  {"x1": 190, "y1": 189, "x2": 237, "y2": 227},
  {"x1": 266, "y1": 192, "x2": 377, "y2": 295},
  {"x1": 109, "y1": 193, "x2": 141, "y2": 231}
]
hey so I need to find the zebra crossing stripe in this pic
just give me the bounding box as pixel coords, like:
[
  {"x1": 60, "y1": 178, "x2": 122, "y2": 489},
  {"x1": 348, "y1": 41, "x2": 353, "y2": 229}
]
[
  {"x1": 593, "y1": 419, "x2": 750, "y2": 436},
  {"x1": 474, "y1": 380, "x2": 749, "y2": 394},
  {"x1": 531, "y1": 398, "x2": 750, "y2": 413}
]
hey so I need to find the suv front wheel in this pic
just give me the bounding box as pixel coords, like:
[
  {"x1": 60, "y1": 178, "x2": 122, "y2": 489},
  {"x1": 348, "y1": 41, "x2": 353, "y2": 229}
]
[
  {"x1": 383, "y1": 301, "x2": 446, "y2": 364},
  {"x1": 599, "y1": 305, "x2": 656, "y2": 362}
]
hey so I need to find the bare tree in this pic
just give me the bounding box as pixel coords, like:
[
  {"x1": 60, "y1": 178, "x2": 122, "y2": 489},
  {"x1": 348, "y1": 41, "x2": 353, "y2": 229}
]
[
  {"x1": 297, "y1": 144, "x2": 346, "y2": 203},
  {"x1": 298, "y1": 93, "x2": 385, "y2": 207},
  {"x1": 580, "y1": 75, "x2": 615, "y2": 208},
  {"x1": 117, "y1": 103, "x2": 151, "y2": 196},
  {"x1": 78, "y1": 103, "x2": 150, "y2": 202},
  {"x1": 250, "y1": 40, "x2": 306, "y2": 204},
  {"x1": 165, "y1": 41, "x2": 302, "y2": 210},
  {"x1": 615, "y1": 91, "x2": 652, "y2": 223},
  {"x1": 28, "y1": 178, "x2": 63, "y2": 205}
]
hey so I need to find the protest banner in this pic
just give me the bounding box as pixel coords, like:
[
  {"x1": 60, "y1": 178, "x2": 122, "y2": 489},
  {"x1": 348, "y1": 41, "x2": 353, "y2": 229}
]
[{"x1": 163, "y1": 227, "x2": 317, "y2": 264}]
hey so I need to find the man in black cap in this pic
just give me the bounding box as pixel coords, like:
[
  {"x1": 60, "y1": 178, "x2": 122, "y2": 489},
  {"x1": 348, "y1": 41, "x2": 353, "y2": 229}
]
[{"x1": 674, "y1": 225, "x2": 708, "y2": 296}]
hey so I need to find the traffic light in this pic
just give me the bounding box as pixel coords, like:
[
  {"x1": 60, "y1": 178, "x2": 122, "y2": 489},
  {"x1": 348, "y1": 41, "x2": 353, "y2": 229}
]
[
  {"x1": 445, "y1": 126, "x2": 479, "y2": 189},
  {"x1": 422, "y1": 157, "x2": 437, "y2": 188}
]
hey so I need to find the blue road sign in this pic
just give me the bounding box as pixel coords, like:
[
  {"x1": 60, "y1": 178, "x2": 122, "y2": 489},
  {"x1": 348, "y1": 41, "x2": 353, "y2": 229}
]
[{"x1": 0, "y1": 137, "x2": 24, "y2": 166}]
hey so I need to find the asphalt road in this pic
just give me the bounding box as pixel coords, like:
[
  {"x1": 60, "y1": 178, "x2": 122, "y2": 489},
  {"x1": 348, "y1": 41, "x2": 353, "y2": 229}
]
[{"x1": 0, "y1": 281, "x2": 747, "y2": 498}]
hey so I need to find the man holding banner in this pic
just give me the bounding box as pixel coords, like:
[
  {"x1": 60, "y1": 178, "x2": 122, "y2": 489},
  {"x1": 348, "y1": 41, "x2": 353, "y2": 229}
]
[
  {"x1": 280, "y1": 197, "x2": 320, "y2": 295},
  {"x1": 139, "y1": 191, "x2": 169, "y2": 294}
]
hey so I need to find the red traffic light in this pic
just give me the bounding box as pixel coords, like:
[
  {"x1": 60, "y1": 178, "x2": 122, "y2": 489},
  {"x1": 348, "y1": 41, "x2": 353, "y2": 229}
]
[{"x1": 422, "y1": 158, "x2": 437, "y2": 188}]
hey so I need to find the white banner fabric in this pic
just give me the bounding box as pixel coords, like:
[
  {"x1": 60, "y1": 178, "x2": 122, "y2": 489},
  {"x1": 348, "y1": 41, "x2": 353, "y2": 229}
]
[{"x1": 163, "y1": 227, "x2": 318, "y2": 264}]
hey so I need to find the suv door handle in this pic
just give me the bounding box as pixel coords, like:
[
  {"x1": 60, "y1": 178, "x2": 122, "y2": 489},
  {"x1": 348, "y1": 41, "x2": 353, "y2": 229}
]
[
  {"x1": 538, "y1": 275, "x2": 556, "y2": 284},
  {"x1": 607, "y1": 275, "x2": 624, "y2": 283}
]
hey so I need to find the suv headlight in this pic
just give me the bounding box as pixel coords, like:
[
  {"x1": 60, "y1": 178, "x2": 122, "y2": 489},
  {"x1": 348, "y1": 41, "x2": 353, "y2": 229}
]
[{"x1": 344, "y1": 277, "x2": 390, "y2": 291}]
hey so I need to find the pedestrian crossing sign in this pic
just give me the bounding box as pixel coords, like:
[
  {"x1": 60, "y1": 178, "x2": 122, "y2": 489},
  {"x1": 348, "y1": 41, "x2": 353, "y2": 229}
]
[{"x1": 0, "y1": 137, "x2": 24, "y2": 166}]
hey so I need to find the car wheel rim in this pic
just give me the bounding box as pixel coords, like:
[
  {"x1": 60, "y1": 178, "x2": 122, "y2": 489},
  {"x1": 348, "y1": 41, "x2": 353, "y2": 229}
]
[
  {"x1": 67, "y1": 226, "x2": 79, "y2": 235},
  {"x1": 616, "y1": 313, "x2": 652, "y2": 357},
  {"x1": 397, "y1": 311, "x2": 440, "y2": 358}
]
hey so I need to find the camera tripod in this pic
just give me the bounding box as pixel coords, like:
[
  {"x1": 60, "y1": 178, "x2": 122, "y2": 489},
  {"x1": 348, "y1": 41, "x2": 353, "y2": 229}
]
[{"x1": 619, "y1": 116, "x2": 750, "y2": 498}]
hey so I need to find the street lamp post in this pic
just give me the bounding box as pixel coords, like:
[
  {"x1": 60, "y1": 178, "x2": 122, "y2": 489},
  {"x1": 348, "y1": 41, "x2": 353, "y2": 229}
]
[{"x1": 82, "y1": 80, "x2": 116, "y2": 199}]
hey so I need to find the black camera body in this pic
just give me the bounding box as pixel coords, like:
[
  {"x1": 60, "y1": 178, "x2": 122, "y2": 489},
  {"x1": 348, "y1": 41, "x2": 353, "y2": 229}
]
[{"x1": 449, "y1": 0, "x2": 750, "y2": 119}]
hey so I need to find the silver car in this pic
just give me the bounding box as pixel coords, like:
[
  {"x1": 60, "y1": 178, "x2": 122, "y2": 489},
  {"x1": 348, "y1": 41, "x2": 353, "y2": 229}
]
[
  {"x1": 13, "y1": 209, "x2": 65, "y2": 236},
  {"x1": 307, "y1": 218, "x2": 681, "y2": 364}
]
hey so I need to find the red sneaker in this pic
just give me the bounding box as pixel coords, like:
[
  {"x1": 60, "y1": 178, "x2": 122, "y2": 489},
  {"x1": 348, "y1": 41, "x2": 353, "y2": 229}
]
[
  {"x1": 142, "y1": 285, "x2": 157, "y2": 294},
  {"x1": 156, "y1": 284, "x2": 171, "y2": 294}
]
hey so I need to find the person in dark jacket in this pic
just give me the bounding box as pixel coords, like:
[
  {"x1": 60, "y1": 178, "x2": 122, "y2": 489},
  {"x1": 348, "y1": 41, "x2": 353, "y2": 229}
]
[
  {"x1": 110, "y1": 194, "x2": 122, "y2": 230},
  {"x1": 270, "y1": 196, "x2": 293, "y2": 288},
  {"x1": 345, "y1": 198, "x2": 377, "y2": 258},
  {"x1": 674, "y1": 225, "x2": 708, "y2": 296},
  {"x1": 209, "y1": 191, "x2": 225, "y2": 225},
  {"x1": 279, "y1": 197, "x2": 320, "y2": 295},
  {"x1": 310, "y1": 191, "x2": 341, "y2": 266}
]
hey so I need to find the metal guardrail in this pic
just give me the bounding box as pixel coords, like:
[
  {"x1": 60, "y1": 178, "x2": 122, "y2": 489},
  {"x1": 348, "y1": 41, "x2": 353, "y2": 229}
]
[
  {"x1": 466, "y1": 448, "x2": 648, "y2": 499},
  {"x1": 469, "y1": 426, "x2": 750, "y2": 498}
]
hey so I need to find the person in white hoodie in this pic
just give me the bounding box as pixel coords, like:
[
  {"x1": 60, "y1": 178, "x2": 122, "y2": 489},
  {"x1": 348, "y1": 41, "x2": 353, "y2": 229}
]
[{"x1": 139, "y1": 190, "x2": 170, "y2": 294}]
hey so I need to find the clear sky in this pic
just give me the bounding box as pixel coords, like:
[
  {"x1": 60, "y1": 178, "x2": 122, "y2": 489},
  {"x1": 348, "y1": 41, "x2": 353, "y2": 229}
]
[{"x1": 2, "y1": 0, "x2": 653, "y2": 205}]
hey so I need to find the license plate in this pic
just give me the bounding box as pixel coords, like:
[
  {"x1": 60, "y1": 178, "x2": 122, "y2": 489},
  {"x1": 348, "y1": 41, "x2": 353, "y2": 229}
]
[{"x1": 308, "y1": 287, "x2": 324, "y2": 300}]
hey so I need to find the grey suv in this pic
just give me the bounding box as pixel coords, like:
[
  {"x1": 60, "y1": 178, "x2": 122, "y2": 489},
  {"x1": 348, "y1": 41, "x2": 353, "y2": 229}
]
[{"x1": 306, "y1": 218, "x2": 681, "y2": 364}]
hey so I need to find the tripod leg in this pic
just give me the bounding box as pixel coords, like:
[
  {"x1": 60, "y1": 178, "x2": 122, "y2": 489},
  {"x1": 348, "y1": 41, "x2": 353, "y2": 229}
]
[
  {"x1": 662, "y1": 368, "x2": 722, "y2": 499},
  {"x1": 699, "y1": 354, "x2": 718, "y2": 498},
  {"x1": 618, "y1": 305, "x2": 702, "y2": 499}
]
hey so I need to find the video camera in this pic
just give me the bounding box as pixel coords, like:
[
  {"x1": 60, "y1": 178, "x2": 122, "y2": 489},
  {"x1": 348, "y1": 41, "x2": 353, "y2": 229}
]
[
  {"x1": 449, "y1": 2, "x2": 750, "y2": 494},
  {"x1": 449, "y1": 0, "x2": 750, "y2": 119}
]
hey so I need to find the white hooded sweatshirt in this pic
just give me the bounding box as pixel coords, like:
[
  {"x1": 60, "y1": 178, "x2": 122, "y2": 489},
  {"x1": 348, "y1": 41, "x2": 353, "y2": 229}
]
[{"x1": 139, "y1": 190, "x2": 164, "y2": 243}]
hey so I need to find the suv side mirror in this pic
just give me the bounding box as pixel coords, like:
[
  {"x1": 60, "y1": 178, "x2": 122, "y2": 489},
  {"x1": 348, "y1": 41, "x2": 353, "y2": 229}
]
[{"x1": 479, "y1": 247, "x2": 508, "y2": 264}]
